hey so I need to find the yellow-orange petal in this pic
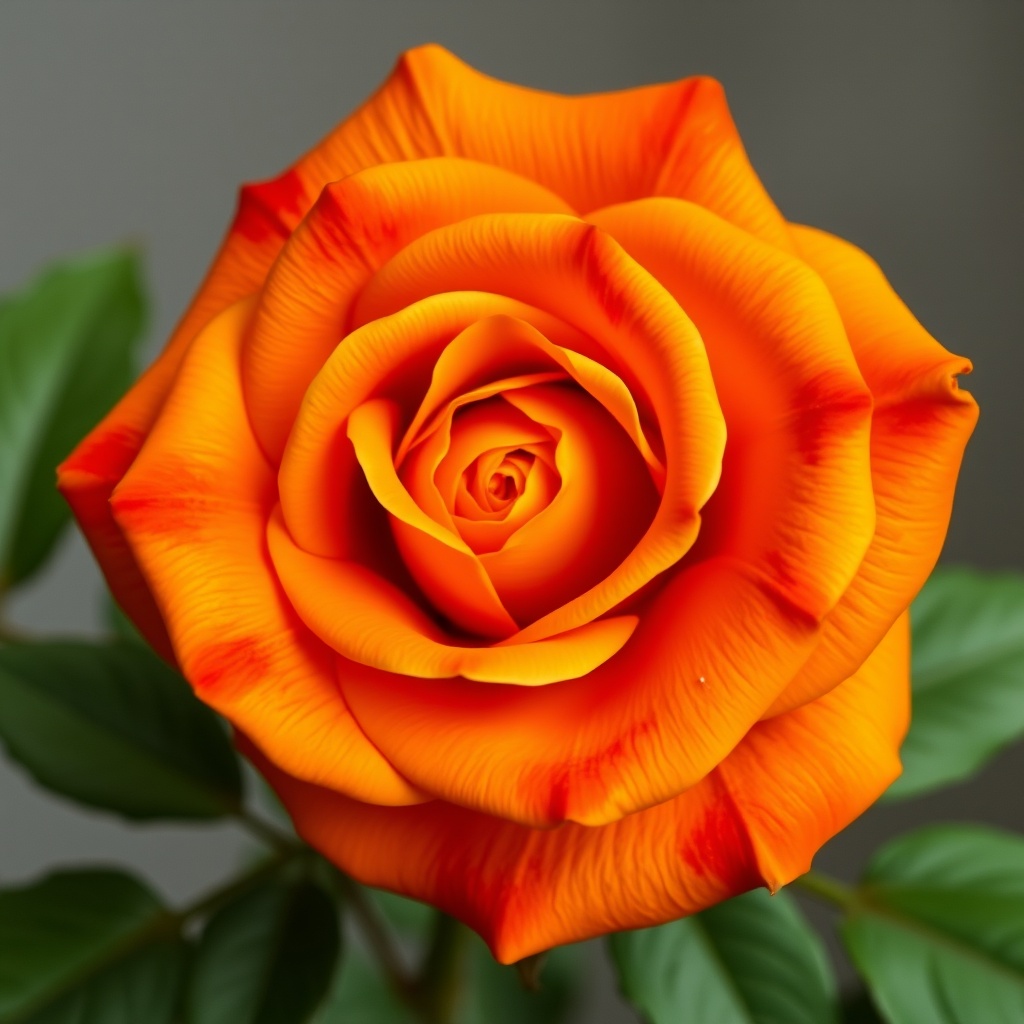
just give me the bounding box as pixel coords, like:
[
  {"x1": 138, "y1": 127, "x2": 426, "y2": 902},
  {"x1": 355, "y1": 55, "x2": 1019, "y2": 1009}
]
[
  {"x1": 278, "y1": 292, "x2": 589, "y2": 561},
  {"x1": 590, "y1": 199, "x2": 876, "y2": 623},
  {"x1": 268, "y1": 506, "x2": 637, "y2": 685},
  {"x1": 481, "y1": 383, "x2": 659, "y2": 625},
  {"x1": 765, "y1": 227, "x2": 978, "y2": 715},
  {"x1": 385, "y1": 45, "x2": 791, "y2": 246},
  {"x1": 242, "y1": 157, "x2": 574, "y2": 461},
  {"x1": 723, "y1": 612, "x2": 910, "y2": 884},
  {"x1": 246, "y1": 736, "x2": 764, "y2": 964},
  {"x1": 353, "y1": 213, "x2": 726, "y2": 644},
  {"x1": 56, "y1": 172, "x2": 306, "y2": 656},
  {"x1": 347, "y1": 397, "x2": 518, "y2": 639},
  {"x1": 340, "y1": 557, "x2": 819, "y2": 828},
  {"x1": 398, "y1": 313, "x2": 663, "y2": 488},
  {"x1": 109, "y1": 300, "x2": 422, "y2": 806},
  {"x1": 417, "y1": 391, "x2": 559, "y2": 539},
  {"x1": 249, "y1": 615, "x2": 907, "y2": 964}
]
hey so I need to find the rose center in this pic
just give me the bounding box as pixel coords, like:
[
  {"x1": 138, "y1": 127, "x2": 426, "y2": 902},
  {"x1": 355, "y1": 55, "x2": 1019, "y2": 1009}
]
[{"x1": 469, "y1": 449, "x2": 534, "y2": 513}]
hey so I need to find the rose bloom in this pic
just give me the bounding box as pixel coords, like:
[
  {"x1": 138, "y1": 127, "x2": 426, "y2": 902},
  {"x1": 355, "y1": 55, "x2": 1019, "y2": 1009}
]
[{"x1": 60, "y1": 47, "x2": 976, "y2": 962}]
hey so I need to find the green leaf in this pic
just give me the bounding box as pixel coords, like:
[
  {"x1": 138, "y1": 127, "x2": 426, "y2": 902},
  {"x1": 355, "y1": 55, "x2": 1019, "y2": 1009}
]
[
  {"x1": 461, "y1": 938, "x2": 583, "y2": 1024},
  {"x1": 0, "y1": 869, "x2": 183, "y2": 1024},
  {"x1": 0, "y1": 249, "x2": 146, "y2": 588},
  {"x1": 313, "y1": 946, "x2": 415, "y2": 1024},
  {"x1": 312, "y1": 888, "x2": 423, "y2": 1024},
  {"x1": 315, "y1": 899, "x2": 582, "y2": 1024},
  {"x1": 18, "y1": 942, "x2": 186, "y2": 1024},
  {"x1": 610, "y1": 888, "x2": 838, "y2": 1024},
  {"x1": 186, "y1": 879, "x2": 341, "y2": 1024},
  {"x1": 105, "y1": 594, "x2": 145, "y2": 645},
  {"x1": 842, "y1": 992, "x2": 887, "y2": 1023},
  {"x1": 369, "y1": 889, "x2": 434, "y2": 937},
  {"x1": 889, "y1": 567, "x2": 1024, "y2": 799},
  {"x1": 0, "y1": 641, "x2": 242, "y2": 819},
  {"x1": 842, "y1": 825, "x2": 1024, "y2": 1024}
]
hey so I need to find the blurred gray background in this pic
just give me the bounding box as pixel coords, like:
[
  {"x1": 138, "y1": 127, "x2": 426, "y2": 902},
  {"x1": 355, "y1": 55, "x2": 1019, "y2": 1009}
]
[{"x1": 1, "y1": 1, "x2": 1022, "y2": 1017}]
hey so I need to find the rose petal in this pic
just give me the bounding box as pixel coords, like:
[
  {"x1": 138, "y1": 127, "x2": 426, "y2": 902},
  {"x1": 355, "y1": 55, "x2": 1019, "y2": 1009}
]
[
  {"x1": 590, "y1": 198, "x2": 877, "y2": 624},
  {"x1": 765, "y1": 227, "x2": 978, "y2": 714},
  {"x1": 723, "y1": 612, "x2": 909, "y2": 883},
  {"x1": 268, "y1": 506, "x2": 638, "y2": 685},
  {"x1": 340, "y1": 557, "x2": 820, "y2": 828},
  {"x1": 347, "y1": 397, "x2": 519, "y2": 638},
  {"x1": 389, "y1": 45, "x2": 791, "y2": 244},
  {"x1": 252, "y1": 611, "x2": 906, "y2": 963},
  {"x1": 353, "y1": 213, "x2": 726, "y2": 643},
  {"x1": 279, "y1": 292, "x2": 589, "y2": 560},
  {"x1": 246, "y1": 737, "x2": 761, "y2": 966},
  {"x1": 109, "y1": 299, "x2": 423, "y2": 806},
  {"x1": 243, "y1": 157, "x2": 574, "y2": 460}
]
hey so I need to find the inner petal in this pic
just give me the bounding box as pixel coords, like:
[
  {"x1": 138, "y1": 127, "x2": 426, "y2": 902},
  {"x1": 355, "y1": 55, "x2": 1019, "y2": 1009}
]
[
  {"x1": 455, "y1": 449, "x2": 562, "y2": 555},
  {"x1": 404, "y1": 396, "x2": 562, "y2": 557},
  {"x1": 463, "y1": 449, "x2": 532, "y2": 515},
  {"x1": 348, "y1": 397, "x2": 518, "y2": 639},
  {"x1": 350, "y1": 216, "x2": 724, "y2": 645},
  {"x1": 479, "y1": 382, "x2": 661, "y2": 625}
]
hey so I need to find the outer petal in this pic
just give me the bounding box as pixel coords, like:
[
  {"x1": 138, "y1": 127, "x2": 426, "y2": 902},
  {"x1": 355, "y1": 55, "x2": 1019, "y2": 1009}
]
[
  {"x1": 252, "y1": 613, "x2": 908, "y2": 962},
  {"x1": 109, "y1": 300, "x2": 422, "y2": 806},
  {"x1": 55, "y1": 175, "x2": 303, "y2": 658},
  {"x1": 389, "y1": 45, "x2": 791, "y2": 245},
  {"x1": 590, "y1": 199, "x2": 875, "y2": 623},
  {"x1": 247, "y1": 738, "x2": 762, "y2": 965},
  {"x1": 340, "y1": 557, "x2": 820, "y2": 828},
  {"x1": 243, "y1": 158, "x2": 574, "y2": 460},
  {"x1": 722, "y1": 612, "x2": 909, "y2": 885},
  {"x1": 766, "y1": 227, "x2": 978, "y2": 715}
]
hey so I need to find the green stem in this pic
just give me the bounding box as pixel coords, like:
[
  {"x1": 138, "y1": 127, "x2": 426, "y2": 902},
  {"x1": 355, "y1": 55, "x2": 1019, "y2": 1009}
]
[
  {"x1": 335, "y1": 872, "x2": 418, "y2": 998},
  {"x1": 171, "y1": 846, "x2": 299, "y2": 926},
  {"x1": 413, "y1": 912, "x2": 470, "y2": 1024},
  {"x1": 233, "y1": 805, "x2": 297, "y2": 853},
  {"x1": 791, "y1": 870, "x2": 857, "y2": 910},
  {"x1": 235, "y1": 808, "x2": 425, "y2": 1014}
]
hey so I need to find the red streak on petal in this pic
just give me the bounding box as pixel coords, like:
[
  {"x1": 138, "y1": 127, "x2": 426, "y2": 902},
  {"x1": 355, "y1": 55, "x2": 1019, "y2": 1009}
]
[
  {"x1": 680, "y1": 775, "x2": 762, "y2": 891},
  {"x1": 190, "y1": 636, "x2": 272, "y2": 697},
  {"x1": 59, "y1": 424, "x2": 144, "y2": 484},
  {"x1": 111, "y1": 493, "x2": 215, "y2": 537},
  {"x1": 540, "y1": 717, "x2": 655, "y2": 823},
  {"x1": 234, "y1": 168, "x2": 307, "y2": 244}
]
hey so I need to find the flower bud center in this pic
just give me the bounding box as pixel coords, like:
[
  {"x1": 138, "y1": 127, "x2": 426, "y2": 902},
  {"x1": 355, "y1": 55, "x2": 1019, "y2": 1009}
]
[{"x1": 471, "y1": 449, "x2": 533, "y2": 512}]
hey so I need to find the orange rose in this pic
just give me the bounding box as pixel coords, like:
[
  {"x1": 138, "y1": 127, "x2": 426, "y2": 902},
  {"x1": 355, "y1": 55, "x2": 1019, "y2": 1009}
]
[{"x1": 59, "y1": 46, "x2": 977, "y2": 962}]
